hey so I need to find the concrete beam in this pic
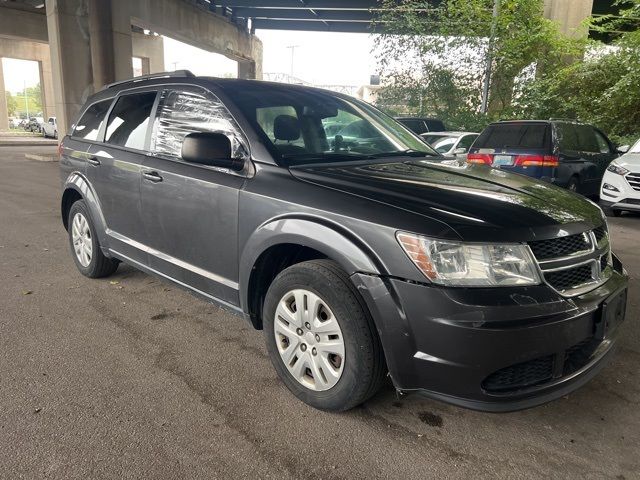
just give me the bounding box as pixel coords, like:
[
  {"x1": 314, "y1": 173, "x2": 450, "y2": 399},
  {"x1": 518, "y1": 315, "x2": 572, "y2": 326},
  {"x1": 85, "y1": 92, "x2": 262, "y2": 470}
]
[
  {"x1": 116, "y1": 0, "x2": 262, "y2": 78},
  {"x1": 0, "y1": 6, "x2": 48, "y2": 43}
]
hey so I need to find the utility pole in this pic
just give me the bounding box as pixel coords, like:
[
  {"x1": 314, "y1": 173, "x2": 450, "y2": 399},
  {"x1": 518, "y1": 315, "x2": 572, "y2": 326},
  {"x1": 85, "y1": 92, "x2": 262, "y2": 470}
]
[
  {"x1": 286, "y1": 45, "x2": 299, "y2": 80},
  {"x1": 24, "y1": 80, "x2": 29, "y2": 118},
  {"x1": 480, "y1": 0, "x2": 500, "y2": 114}
]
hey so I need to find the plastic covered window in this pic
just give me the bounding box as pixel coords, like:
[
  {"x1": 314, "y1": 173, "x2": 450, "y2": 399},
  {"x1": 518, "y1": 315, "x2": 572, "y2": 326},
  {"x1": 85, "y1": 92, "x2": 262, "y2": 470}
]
[{"x1": 151, "y1": 89, "x2": 249, "y2": 161}]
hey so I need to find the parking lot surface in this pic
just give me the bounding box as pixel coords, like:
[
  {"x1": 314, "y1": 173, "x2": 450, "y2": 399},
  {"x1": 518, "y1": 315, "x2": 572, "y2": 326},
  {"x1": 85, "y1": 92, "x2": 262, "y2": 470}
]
[{"x1": 1, "y1": 146, "x2": 639, "y2": 479}]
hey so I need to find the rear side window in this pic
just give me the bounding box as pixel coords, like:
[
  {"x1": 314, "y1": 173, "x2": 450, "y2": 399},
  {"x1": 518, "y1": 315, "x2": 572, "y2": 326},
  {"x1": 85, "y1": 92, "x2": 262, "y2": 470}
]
[
  {"x1": 424, "y1": 119, "x2": 445, "y2": 132},
  {"x1": 557, "y1": 123, "x2": 603, "y2": 153},
  {"x1": 398, "y1": 119, "x2": 427, "y2": 134},
  {"x1": 151, "y1": 88, "x2": 249, "y2": 160},
  {"x1": 475, "y1": 123, "x2": 549, "y2": 149},
  {"x1": 105, "y1": 92, "x2": 156, "y2": 150},
  {"x1": 72, "y1": 99, "x2": 112, "y2": 141}
]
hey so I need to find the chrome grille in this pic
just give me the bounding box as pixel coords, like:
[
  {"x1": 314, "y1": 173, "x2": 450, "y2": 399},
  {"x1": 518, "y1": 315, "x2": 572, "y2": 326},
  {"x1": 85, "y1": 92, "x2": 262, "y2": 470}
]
[
  {"x1": 626, "y1": 173, "x2": 640, "y2": 192},
  {"x1": 528, "y1": 226, "x2": 611, "y2": 296},
  {"x1": 529, "y1": 232, "x2": 591, "y2": 260},
  {"x1": 545, "y1": 264, "x2": 594, "y2": 291}
]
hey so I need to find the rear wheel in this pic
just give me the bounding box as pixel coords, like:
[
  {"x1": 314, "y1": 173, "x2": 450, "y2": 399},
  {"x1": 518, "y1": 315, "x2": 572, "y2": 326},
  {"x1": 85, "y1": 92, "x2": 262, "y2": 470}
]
[
  {"x1": 67, "y1": 200, "x2": 119, "y2": 278},
  {"x1": 263, "y1": 260, "x2": 386, "y2": 411}
]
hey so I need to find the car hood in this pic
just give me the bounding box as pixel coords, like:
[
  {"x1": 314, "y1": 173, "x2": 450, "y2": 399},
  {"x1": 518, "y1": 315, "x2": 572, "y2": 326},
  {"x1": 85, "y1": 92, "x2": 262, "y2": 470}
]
[
  {"x1": 615, "y1": 153, "x2": 640, "y2": 170},
  {"x1": 290, "y1": 159, "x2": 604, "y2": 241}
]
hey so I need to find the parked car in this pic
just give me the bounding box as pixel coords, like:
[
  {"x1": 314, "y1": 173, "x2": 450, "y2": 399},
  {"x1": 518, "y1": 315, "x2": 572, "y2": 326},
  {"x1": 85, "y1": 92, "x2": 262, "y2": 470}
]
[
  {"x1": 60, "y1": 72, "x2": 628, "y2": 412},
  {"x1": 395, "y1": 116, "x2": 446, "y2": 135},
  {"x1": 421, "y1": 131, "x2": 479, "y2": 160},
  {"x1": 468, "y1": 120, "x2": 622, "y2": 196},
  {"x1": 9, "y1": 117, "x2": 22, "y2": 128},
  {"x1": 27, "y1": 116, "x2": 45, "y2": 133},
  {"x1": 42, "y1": 116, "x2": 58, "y2": 139},
  {"x1": 600, "y1": 137, "x2": 640, "y2": 216}
]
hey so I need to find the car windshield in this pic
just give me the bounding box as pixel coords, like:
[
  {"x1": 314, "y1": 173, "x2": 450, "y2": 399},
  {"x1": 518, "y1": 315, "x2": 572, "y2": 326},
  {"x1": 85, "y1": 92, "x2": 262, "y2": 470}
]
[
  {"x1": 429, "y1": 136, "x2": 458, "y2": 153},
  {"x1": 230, "y1": 85, "x2": 437, "y2": 165},
  {"x1": 629, "y1": 138, "x2": 640, "y2": 153}
]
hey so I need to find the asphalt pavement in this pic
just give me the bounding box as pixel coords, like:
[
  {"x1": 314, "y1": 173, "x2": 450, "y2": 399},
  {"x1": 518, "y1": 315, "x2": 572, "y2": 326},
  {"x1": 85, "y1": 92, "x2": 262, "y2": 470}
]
[{"x1": 1, "y1": 145, "x2": 638, "y2": 479}]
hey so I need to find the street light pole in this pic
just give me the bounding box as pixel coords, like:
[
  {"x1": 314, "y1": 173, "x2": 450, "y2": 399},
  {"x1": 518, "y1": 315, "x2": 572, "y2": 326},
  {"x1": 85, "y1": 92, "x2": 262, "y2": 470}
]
[
  {"x1": 480, "y1": 0, "x2": 500, "y2": 115},
  {"x1": 24, "y1": 80, "x2": 29, "y2": 118},
  {"x1": 286, "y1": 45, "x2": 299, "y2": 80}
]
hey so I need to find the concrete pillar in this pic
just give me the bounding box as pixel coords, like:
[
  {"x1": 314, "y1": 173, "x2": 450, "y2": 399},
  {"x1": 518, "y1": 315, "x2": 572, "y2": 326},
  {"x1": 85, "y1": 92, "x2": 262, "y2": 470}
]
[
  {"x1": 88, "y1": 0, "x2": 116, "y2": 89},
  {"x1": 237, "y1": 60, "x2": 256, "y2": 80},
  {"x1": 46, "y1": 0, "x2": 94, "y2": 138},
  {"x1": 109, "y1": 0, "x2": 134, "y2": 81},
  {"x1": 0, "y1": 59, "x2": 8, "y2": 130},
  {"x1": 40, "y1": 55, "x2": 55, "y2": 119},
  {"x1": 544, "y1": 0, "x2": 594, "y2": 39},
  {"x1": 132, "y1": 32, "x2": 165, "y2": 74}
]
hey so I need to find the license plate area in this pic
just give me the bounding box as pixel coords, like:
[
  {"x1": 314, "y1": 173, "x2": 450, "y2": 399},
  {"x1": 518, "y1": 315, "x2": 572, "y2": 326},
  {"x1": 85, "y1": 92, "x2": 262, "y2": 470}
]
[
  {"x1": 492, "y1": 155, "x2": 513, "y2": 167},
  {"x1": 595, "y1": 288, "x2": 627, "y2": 340}
]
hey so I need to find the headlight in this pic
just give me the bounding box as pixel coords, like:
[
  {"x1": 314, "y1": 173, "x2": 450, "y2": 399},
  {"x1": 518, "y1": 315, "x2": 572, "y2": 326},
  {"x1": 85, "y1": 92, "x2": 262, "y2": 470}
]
[
  {"x1": 397, "y1": 232, "x2": 541, "y2": 286},
  {"x1": 607, "y1": 163, "x2": 629, "y2": 175}
]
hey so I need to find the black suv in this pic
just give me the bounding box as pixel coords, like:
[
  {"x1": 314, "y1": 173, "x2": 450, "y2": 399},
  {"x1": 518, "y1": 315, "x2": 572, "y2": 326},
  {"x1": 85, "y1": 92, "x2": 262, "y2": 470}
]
[
  {"x1": 60, "y1": 72, "x2": 628, "y2": 412},
  {"x1": 468, "y1": 120, "x2": 622, "y2": 196}
]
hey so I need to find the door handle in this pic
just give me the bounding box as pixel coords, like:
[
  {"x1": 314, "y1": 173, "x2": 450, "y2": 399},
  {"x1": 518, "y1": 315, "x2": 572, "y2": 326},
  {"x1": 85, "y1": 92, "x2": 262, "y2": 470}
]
[
  {"x1": 142, "y1": 171, "x2": 163, "y2": 183},
  {"x1": 87, "y1": 156, "x2": 100, "y2": 166}
]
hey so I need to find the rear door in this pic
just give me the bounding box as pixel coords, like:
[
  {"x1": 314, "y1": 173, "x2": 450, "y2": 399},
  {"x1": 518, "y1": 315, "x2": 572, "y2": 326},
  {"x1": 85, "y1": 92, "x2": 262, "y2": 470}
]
[
  {"x1": 140, "y1": 86, "x2": 250, "y2": 305},
  {"x1": 86, "y1": 89, "x2": 158, "y2": 264},
  {"x1": 469, "y1": 122, "x2": 553, "y2": 180},
  {"x1": 556, "y1": 123, "x2": 615, "y2": 196}
]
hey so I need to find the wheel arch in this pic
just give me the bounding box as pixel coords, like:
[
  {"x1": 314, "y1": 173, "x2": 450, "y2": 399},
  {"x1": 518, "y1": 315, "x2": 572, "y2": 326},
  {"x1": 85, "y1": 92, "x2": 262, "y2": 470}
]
[
  {"x1": 240, "y1": 217, "x2": 383, "y2": 330},
  {"x1": 61, "y1": 173, "x2": 110, "y2": 249}
]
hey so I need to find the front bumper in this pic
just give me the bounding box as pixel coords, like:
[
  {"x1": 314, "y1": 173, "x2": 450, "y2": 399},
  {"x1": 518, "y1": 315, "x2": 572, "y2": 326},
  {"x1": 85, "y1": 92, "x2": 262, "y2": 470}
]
[
  {"x1": 352, "y1": 255, "x2": 628, "y2": 412},
  {"x1": 600, "y1": 171, "x2": 640, "y2": 211}
]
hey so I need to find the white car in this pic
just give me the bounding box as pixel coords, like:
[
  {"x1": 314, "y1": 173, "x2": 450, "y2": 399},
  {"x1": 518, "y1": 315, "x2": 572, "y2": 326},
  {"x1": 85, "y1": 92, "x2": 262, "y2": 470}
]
[
  {"x1": 600, "y1": 138, "x2": 640, "y2": 216},
  {"x1": 42, "y1": 116, "x2": 58, "y2": 139},
  {"x1": 420, "y1": 131, "x2": 479, "y2": 160}
]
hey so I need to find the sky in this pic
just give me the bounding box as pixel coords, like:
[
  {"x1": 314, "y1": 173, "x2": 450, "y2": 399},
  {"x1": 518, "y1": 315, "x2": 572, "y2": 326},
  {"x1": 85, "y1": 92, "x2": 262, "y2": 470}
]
[
  {"x1": 1, "y1": 31, "x2": 378, "y2": 95},
  {"x1": 163, "y1": 30, "x2": 379, "y2": 86}
]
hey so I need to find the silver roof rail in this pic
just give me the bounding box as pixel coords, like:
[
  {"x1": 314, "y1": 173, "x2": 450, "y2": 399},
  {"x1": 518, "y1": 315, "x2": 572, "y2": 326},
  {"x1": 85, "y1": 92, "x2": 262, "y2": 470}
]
[{"x1": 105, "y1": 70, "x2": 195, "y2": 89}]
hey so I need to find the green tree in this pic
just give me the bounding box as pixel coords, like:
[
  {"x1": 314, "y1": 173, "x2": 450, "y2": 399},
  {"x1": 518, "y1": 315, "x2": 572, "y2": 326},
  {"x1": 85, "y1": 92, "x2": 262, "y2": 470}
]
[
  {"x1": 14, "y1": 83, "x2": 43, "y2": 117},
  {"x1": 374, "y1": 0, "x2": 578, "y2": 127},
  {"x1": 511, "y1": 0, "x2": 640, "y2": 144},
  {"x1": 5, "y1": 91, "x2": 18, "y2": 117}
]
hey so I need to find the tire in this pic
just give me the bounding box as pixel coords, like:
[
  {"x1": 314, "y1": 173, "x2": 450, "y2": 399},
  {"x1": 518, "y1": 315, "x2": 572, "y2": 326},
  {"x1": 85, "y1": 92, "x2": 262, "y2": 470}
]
[
  {"x1": 263, "y1": 259, "x2": 386, "y2": 411},
  {"x1": 67, "y1": 200, "x2": 119, "y2": 278},
  {"x1": 567, "y1": 175, "x2": 580, "y2": 193}
]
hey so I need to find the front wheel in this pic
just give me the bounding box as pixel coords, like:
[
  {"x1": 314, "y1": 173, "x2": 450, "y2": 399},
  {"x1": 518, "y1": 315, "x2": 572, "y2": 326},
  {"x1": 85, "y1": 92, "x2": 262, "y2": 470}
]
[{"x1": 263, "y1": 260, "x2": 386, "y2": 411}]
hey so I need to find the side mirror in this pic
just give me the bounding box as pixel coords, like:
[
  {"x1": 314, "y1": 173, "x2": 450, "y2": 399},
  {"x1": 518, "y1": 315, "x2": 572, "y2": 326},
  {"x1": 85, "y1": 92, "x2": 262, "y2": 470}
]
[
  {"x1": 617, "y1": 145, "x2": 630, "y2": 154},
  {"x1": 181, "y1": 132, "x2": 244, "y2": 171},
  {"x1": 453, "y1": 147, "x2": 467, "y2": 155}
]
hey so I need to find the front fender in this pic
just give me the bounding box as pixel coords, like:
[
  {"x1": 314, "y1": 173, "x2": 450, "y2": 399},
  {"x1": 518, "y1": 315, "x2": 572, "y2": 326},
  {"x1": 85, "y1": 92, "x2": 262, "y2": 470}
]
[
  {"x1": 62, "y1": 172, "x2": 110, "y2": 250},
  {"x1": 239, "y1": 217, "x2": 383, "y2": 313}
]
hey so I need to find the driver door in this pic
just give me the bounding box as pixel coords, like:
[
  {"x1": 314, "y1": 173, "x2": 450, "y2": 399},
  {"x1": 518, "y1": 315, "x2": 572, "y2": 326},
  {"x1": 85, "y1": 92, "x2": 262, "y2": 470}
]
[{"x1": 140, "y1": 87, "x2": 250, "y2": 306}]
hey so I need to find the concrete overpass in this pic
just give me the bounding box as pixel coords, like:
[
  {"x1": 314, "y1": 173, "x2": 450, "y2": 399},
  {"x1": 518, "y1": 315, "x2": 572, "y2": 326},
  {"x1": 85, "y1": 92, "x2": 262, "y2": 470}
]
[{"x1": 0, "y1": 0, "x2": 263, "y2": 136}]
